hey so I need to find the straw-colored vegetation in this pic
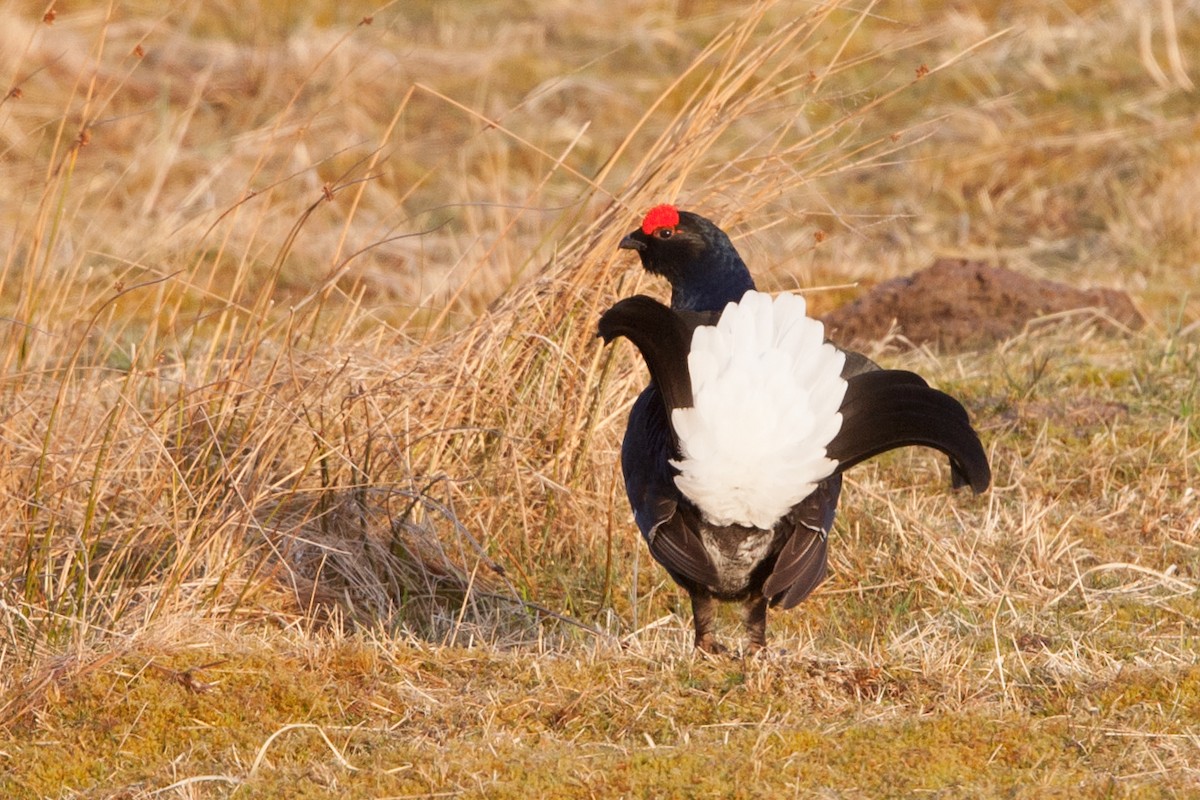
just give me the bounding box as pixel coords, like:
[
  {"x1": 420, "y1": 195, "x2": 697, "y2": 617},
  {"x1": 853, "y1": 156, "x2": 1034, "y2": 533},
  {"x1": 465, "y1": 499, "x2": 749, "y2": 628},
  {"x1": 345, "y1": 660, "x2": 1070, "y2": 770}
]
[{"x1": 2, "y1": 0, "x2": 1197, "y2": 796}]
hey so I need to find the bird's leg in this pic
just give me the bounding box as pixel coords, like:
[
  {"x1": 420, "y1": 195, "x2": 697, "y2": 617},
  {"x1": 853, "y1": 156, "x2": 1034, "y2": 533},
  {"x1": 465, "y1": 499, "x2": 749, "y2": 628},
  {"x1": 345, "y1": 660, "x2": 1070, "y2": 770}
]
[
  {"x1": 743, "y1": 595, "x2": 769, "y2": 654},
  {"x1": 690, "y1": 591, "x2": 724, "y2": 654}
]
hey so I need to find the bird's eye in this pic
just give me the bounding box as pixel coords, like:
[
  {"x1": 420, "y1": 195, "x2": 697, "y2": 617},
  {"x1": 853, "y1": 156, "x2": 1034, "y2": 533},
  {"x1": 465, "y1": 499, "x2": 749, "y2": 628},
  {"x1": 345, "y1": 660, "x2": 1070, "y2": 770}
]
[{"x1": 655, "y1": 227, "x2": 673, "y2": 239}]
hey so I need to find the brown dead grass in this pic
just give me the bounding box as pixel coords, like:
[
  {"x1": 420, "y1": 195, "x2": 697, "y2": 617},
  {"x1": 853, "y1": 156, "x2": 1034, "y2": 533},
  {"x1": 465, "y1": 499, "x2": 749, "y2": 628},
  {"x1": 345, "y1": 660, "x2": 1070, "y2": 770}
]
[{"x1": 1, "y1": 0, "x2": 1198, "y2": 796}]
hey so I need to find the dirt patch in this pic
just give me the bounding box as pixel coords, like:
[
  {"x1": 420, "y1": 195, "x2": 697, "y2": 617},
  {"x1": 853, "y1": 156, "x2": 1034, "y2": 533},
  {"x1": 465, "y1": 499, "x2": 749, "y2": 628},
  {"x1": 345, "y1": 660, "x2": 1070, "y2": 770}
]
[{"x1": 821, "y1": 259, "x2": 1145, "y2": 351}]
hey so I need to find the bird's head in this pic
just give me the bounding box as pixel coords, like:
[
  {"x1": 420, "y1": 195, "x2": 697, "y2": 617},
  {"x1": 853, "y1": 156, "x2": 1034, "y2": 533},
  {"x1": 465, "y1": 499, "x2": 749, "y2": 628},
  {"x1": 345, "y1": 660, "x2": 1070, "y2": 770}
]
[{"x1": 619, "y1": 204, "x2": 755, "y2": 312}]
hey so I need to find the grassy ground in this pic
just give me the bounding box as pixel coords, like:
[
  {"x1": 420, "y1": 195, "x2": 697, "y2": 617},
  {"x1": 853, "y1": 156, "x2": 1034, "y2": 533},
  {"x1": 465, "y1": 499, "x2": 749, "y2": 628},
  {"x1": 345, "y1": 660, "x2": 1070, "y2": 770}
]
[{"x1": 2, "y1": 0, "x2": 1198, "y2": 796}]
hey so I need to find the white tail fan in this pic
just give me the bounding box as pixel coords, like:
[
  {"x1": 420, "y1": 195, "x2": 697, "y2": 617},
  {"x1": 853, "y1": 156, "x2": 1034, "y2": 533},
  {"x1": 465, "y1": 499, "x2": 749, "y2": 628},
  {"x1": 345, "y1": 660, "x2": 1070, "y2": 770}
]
[{"x1": 670, "y1": 291, "x2": 847, "y2": 529}]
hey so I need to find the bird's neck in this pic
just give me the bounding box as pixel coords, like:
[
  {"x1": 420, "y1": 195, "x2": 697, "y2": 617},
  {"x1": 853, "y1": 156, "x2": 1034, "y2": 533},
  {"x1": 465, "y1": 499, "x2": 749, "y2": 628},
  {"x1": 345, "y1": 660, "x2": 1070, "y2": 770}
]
[{"x1": 669, "y1": 253, "x2": 756, "y2": 313}]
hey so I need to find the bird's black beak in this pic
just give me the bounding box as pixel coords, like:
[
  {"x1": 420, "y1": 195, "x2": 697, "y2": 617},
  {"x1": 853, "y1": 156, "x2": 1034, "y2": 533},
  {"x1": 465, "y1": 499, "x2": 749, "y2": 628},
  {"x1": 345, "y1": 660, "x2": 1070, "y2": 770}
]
[{"x1": 619, "y1": 233, "x2": 646, "y2": 252}]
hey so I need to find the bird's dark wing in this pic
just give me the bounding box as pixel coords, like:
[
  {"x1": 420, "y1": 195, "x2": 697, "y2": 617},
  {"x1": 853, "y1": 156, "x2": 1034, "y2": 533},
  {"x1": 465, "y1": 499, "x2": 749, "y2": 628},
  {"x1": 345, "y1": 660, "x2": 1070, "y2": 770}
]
[
  {"x1": 620, "y1": 390, "x2": 718, "y2": 587},
  {"x1": 761, "y1": 475, "x2": 842, "y2": 609},
  {"x1": 602, "y1": 297, "x2": 720, "y2": 588},
  {"x1": 645, "y1": 501, "x2": 720, "y2": 589},
  {"x1": 830, "y1": 369, "x2": 991, "y2": 492}
]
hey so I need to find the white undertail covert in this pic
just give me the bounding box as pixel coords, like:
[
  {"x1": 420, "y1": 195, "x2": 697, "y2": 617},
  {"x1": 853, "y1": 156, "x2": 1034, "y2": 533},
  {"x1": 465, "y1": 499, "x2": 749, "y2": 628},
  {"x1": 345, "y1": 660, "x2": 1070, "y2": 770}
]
[{"x1": 670, "y1": 291, "x2": 847, "y2": 529}]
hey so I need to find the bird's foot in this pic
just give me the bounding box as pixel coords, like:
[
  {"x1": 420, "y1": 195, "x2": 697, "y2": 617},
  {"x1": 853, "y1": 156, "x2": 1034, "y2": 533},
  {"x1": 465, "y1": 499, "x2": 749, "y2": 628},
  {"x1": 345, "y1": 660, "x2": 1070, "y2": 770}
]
[{"x1": 742, "y1": 638, "x2": 767, "y2": 659}]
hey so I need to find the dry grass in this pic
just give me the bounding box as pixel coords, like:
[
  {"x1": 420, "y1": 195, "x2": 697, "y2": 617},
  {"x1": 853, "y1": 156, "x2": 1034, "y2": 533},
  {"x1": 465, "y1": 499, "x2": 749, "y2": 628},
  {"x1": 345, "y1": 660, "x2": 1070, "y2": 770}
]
[{"x1": 1, "y1": 0, "x2": 1198, "y2": 796}]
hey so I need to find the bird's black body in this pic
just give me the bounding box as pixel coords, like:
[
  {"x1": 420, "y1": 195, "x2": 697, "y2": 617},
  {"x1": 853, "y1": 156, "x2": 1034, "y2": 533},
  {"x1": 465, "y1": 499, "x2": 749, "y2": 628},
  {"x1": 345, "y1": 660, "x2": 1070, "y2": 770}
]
[{"x1": 601, "y1": 206, "x2": 991, "y2": 653}]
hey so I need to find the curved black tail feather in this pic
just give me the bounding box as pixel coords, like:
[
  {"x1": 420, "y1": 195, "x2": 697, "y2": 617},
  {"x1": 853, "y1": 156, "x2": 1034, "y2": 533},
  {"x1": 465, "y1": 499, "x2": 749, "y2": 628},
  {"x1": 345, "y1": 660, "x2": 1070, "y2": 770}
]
[
  {"x1": 598, "y1": 295, "x2": 695, "y2": 416},
  {"x1": 830, "y1": 369, "x2": 991, "y2": 493}
]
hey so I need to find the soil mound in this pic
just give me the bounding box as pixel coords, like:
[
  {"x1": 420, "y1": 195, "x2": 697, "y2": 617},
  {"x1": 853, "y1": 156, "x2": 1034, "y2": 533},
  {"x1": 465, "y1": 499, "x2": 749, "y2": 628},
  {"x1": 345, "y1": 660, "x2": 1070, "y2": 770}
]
[{"x1": 821, "y1": 259, "x2": 1144, "y2": 351}]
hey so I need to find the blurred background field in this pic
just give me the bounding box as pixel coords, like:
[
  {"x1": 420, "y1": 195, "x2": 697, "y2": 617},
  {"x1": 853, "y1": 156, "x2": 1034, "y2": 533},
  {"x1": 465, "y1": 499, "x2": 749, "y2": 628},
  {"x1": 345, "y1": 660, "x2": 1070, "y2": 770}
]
[{"x1": 1, "y1": 0, "x2": 1198, "y2": 796}]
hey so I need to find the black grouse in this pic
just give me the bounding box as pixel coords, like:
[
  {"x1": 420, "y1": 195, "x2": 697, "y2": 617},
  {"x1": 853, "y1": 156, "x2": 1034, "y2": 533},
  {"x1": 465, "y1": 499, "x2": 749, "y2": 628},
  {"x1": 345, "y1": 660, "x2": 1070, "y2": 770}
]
[{"x1": 598, "y1": 204, "x2": 991, "y2": 653}]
